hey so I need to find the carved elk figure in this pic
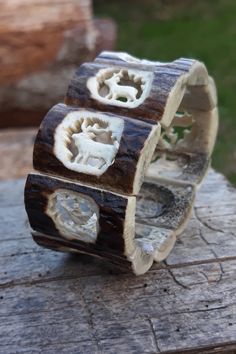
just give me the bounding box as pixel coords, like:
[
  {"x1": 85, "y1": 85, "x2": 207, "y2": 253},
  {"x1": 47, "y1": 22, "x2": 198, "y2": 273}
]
[
  {"x1": 71, "y1": 119, "x2": 119, "y2": 170},
  {"x1": 104, "y1": 70, "x2": 138, "y2": 102}
]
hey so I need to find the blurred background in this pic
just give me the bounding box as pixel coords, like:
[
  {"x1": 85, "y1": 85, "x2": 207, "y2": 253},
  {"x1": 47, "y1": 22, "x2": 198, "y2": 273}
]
[{"x1": 0, "y1": 0, "x2": 235, "y2": 184}]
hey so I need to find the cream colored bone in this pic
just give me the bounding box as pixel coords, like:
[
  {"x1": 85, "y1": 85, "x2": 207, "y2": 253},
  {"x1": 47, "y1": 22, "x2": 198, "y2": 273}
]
[
  {"x1": 87, "y1": 67, "x2": 153, "y2": 108},
  {"x1": 71, "y1": 121, "x2": 118, "y2": 169},
  {"x1": 54, "y1": 111, "x2": 124, "y2": 176},
  {"x1": 104, "y1": 71, "x2": 138, "y2": 102}
]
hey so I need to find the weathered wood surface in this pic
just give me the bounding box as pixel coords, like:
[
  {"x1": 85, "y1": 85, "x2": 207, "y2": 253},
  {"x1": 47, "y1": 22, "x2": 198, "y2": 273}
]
[
  {"x1": 0, "y1": 169, "x2": 236, "y2": 353},
  {"x1": 0, "y1": 0, "x2": 116, "y2": 128}
]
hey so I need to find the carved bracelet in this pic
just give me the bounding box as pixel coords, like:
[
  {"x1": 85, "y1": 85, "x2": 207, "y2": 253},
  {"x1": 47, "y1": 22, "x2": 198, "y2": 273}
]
[{"x1": 24, "y1": 51, "x2": 218, "y2": 275}]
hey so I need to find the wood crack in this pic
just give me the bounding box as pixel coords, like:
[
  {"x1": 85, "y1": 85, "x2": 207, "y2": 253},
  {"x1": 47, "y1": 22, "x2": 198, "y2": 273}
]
[
  {"x1": 1, "y1": 255, "x2": 236, "y2": 290},
  {"x1": 164, "y1": 255, "x2": 236, "y2": 270},
  {"x1": 211, "y1": 249, "x2": 224, "y2": 284},
  {"x1": 178, "y1": 305, "x2": 228, "y2": 314},
  {"x1": 194, "y1": 207, "x2": 224, "y2": 234},
  {"x1": 79, "y1": 287, "x2": 102, "y2": 353},
  {"x1": 167, "y1": 268, "x2": 189, "y2": 289},
  {"x1": 198, "y1": 228, "x2": 213, "y2": 246},
  {"x1": 148, "y1": 318, "x2": 161, "y2": 353},
  {"x1": 0, "y1": 338, "x2": 95, "y2": 348}
]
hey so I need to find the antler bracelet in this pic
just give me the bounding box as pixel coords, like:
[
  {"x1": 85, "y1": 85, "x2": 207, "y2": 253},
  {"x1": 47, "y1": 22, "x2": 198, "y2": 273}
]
[{"x1": 24, "y1": 51, "x2": 218, "y2": 275}]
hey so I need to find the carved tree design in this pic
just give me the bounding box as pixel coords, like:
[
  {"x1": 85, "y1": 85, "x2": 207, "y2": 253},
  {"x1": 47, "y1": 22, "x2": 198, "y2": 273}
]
[
  {"x1": 149, "y1": 111, "x2": 195, "y2": 180},
  {"x1": 158, "y1": 111, "x2": 194, "y2": 151}
]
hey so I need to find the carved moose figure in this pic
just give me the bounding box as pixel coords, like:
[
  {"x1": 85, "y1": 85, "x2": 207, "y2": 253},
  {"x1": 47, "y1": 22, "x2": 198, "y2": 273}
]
[
  {"x1": 71, "y1": 120, "x2": 118, "y2": 170},
  {"x1": 104, "y1": 70, "x2": 138, "y2": 102}
]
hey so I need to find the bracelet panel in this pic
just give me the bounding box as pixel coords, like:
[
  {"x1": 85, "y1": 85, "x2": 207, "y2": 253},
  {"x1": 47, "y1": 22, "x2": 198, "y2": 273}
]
[
  {"x1": 24, "y1": 173, "x2": 136, "y2": 264},
  {"x1": 24, "y1": 173, "x2": 196, "y2": 274},
  {"x1": 65, "y1": 60, "x2": 201, "y2": 124},
  {"x1": 33, "y1": 103, "x2": 160, "y2": 195},
  {"x1": 23, "y1": 50, "x2": 219, "y2": 275}
]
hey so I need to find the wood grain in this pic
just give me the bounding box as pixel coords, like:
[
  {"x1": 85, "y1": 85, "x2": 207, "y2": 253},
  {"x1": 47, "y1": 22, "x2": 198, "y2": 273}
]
[{"x1": 0, "y1": 169, "x2": 236, "y2": 353}]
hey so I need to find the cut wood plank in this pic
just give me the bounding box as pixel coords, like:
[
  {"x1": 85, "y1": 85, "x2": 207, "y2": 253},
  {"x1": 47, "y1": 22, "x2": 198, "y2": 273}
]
[{"x1": 0, "y1": 169, "x2": 236, "y2": 353}]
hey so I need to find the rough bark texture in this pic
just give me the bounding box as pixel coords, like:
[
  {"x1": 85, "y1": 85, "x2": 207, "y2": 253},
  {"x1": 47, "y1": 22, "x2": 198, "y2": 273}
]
[
  {"x1": 0, "y1": 169, "x2": 236, "y2": 353},
  {"x1": 0, "y1": 0, "x2": 116, "y2": 128},
  {"x1": 65, "y1": 59, "x2": 194, "y2": 124}
]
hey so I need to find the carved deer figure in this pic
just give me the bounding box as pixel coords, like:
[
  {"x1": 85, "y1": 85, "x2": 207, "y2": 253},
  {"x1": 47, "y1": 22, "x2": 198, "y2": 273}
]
[
  {"x1": 104, "y1": 70, "x2": 138, "y2": 102},
  {"x1": 71, "y1": 120, "x2": 118, "y2": 170}
]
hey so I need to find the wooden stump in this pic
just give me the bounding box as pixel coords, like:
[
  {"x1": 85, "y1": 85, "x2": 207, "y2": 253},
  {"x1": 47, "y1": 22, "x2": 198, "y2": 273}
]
[
  {"x1": 0, "y1": 169, "x2": 236, "y2": 353},
  {"x1": 0, "y1": 128, "x2": 36, "y2": 181},
  {"x1": 0, "y1": 1, "x2": 116, "y2": 128}
]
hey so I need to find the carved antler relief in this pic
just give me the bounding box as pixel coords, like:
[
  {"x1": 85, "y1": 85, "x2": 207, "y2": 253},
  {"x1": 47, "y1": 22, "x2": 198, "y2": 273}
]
[
  {"x1": 87, "y1": 67, "x2": 153, "y2": 108},
  {"x1": 103, "y1": 70, "x2": 139, "y2": 102},
  {"x1": 157, "y1": 111, "x2": 194, "y2": 151},
  {"x1": 54, "y1": 111, "x2": 124, "y2": 176}
]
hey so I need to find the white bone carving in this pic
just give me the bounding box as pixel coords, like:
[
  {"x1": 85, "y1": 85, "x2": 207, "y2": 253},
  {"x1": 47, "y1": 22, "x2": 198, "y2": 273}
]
[
  {"x1": 158, "y1": 111, "x2": 194, "y2": 151},
  {"x1": 46, "y1": 189, "x2": 99, "y2": 243},
  {"x1": 54, "y1": 111, "x2": 124, "y2": 176},
  {"x1": 87, "y1": 68, "x2": 153, "y2": 108},
  {"x1": 103, "y1": 71, "x2": 138, "y2": 102}
]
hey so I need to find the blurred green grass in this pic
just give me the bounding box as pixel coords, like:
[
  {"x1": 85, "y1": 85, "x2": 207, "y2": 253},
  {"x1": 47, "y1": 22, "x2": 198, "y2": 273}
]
[{"x1": 95, "y1": 0, "x2": 236, "y2": 184}]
